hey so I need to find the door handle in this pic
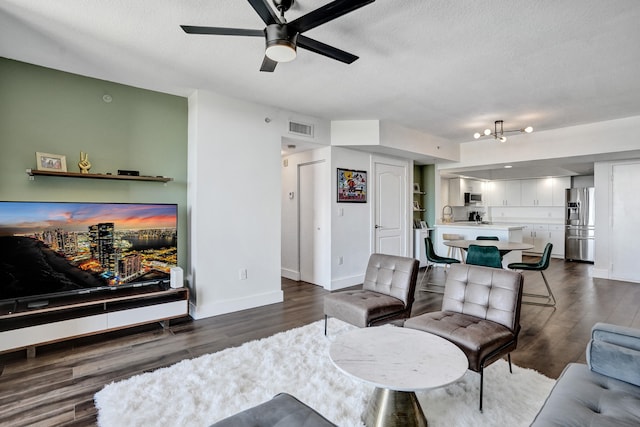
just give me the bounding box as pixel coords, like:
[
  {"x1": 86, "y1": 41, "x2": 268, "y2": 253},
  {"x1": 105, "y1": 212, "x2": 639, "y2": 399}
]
[{"x1": 375, "y1": 225, "x2": 382, "y2": 229}]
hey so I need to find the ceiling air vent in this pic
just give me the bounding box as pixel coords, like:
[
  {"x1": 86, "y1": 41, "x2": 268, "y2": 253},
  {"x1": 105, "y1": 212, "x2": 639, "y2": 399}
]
[{"x1": 288, "y1": 121, "x2": 314, "y2": 138}]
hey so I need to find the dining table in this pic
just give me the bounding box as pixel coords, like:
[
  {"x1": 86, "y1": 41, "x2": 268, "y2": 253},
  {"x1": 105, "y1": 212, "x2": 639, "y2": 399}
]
[{"x1": 443, "y1": 239, "x2": 534, "y2": 263}]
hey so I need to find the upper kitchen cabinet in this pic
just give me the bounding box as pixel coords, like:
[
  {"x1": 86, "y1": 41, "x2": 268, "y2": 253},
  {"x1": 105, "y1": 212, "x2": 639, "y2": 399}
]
[
  {"x1": 551, "y1": 177, "x2": 571, "y2": 206},
  {"x1": 521, "y1": 178, "x2": 553, "y2": 206},
  {"x1": 448, "y1": 177, "x2": 484, "y2": 206},
  {"x1": 521, "y1": 177, "x2": 571, "y2": 207},
  {"x1": 488, "y1": 180, "x2": 521, "y2": 206}
]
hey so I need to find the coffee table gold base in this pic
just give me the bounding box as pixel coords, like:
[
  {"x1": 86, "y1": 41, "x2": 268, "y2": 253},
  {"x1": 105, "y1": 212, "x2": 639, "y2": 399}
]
[{"x1": 362, "y1": 388, "x2": 427, "y2": 427}]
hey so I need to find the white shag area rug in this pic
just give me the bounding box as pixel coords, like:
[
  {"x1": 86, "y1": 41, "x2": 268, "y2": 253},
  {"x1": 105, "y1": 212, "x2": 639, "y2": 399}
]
[{"x1": 95, "y1": 319, "x2": 554, "y2": 427}]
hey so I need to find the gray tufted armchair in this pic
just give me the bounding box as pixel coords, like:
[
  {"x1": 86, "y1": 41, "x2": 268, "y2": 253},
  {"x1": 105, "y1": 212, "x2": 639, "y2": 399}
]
[
  {"x1": 404, "y1": 263, "x2": 523, "y2": 412},
  {"x1": 323, "y1": 253, "x2": 419, "y2": 335}
]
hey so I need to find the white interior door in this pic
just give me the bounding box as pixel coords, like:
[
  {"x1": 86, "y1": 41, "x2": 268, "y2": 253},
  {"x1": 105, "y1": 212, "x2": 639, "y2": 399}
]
[
  {"x1": 373, "y1": 158, "x2": 408, "y2": 256},
  {"x1": 299, "y1": 161, "x2": 324, "y2": 285},
  {"x1": 610, "y1": 162, "x2": 640, "y2": 281}
]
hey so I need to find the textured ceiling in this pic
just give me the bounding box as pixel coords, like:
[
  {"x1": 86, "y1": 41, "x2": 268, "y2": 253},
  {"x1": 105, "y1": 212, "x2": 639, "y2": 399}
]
[{"x1": 2, "y1": 0, "x2": 640, "y2": 154}]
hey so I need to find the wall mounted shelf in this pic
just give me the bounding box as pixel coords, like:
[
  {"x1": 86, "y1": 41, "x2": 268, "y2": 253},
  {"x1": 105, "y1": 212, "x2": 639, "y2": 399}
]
[{"x1": 26, "y1": 169, "x2": 173, "y2": 183}]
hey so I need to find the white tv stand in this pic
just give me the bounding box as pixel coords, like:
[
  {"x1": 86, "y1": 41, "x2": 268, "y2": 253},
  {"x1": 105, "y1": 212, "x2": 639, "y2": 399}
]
[{"x1": 0, "y1": 286, "x2": 189, "y2": 357}]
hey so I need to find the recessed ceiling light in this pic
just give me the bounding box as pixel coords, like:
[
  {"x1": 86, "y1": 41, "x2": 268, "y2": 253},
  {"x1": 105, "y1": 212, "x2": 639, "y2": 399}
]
[{"x1": 504, "y1": 165, "x2": 513, "y2": 168}]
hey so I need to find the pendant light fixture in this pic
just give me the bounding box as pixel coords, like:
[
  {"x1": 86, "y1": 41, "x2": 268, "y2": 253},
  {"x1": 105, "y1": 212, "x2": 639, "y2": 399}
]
[{"x1": 473, "y1": 120, "x2": 533, "y2": 142}]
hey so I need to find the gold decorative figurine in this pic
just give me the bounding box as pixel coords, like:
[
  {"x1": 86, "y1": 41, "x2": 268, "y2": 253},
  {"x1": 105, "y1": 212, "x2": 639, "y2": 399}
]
[{"x1": 78, "y1": 151, "x2": 91, "y2": 174}]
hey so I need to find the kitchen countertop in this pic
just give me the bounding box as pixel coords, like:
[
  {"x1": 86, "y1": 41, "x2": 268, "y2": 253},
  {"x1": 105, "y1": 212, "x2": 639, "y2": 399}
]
[{"x1": 435, "y1": 222, "x2": 525, "y2": 230}]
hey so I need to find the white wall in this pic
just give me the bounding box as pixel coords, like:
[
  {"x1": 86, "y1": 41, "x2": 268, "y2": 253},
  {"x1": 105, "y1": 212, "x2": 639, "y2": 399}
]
[
  {"x1": 331, "y1": 120, "x2": 459, "y2": 161},
  {"x1": 572, "y1": 175, "x2": 594, "y2": 188},
  {"x1": 593, "y1": 159, "x2": 640, "y2": 283},
  {"x1": 379, "y1": 121, "x2": 458, "y2": 161},
  {"x1": 281, "y1": 147, "x2": 331, "y2": 283},
  {"x1": 281, "y1": 146, "x2": 375, "y2": 291},
  {"x1": 188, "y1": 90, "x2": 284, "y2": 319},
  {"x1": 593, "y1": 161, "x2": 610, "y2": 280},
  {"x1": 330, "y1": 147, "x2": 373, "y2": 290}
]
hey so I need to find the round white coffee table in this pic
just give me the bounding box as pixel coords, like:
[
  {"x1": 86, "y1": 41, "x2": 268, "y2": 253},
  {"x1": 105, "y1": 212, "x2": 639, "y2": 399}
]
[{"x1": 329, "y1": 326, "x2": 468, "y2": 427}]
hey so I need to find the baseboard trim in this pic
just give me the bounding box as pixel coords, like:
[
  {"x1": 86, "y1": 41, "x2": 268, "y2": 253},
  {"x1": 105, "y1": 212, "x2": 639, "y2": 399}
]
[
  {"x1": 281, "y1": 268, "x2": 300, "y2": 281},
  {"x1": 591, "y1": 267, "x2": 640, "y2": 284},
  {"x1": 329, "y1": 274, "x2": 364, "y2": 291},
  {"x1": 189, "y1": 290, "x2": 284, "y2": 320}
]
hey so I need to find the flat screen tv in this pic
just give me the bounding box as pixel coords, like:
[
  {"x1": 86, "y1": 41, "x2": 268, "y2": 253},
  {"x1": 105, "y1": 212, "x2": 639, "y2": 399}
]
[{"x1": 0, "y1": 201, "x2": 178, "y2": 306}]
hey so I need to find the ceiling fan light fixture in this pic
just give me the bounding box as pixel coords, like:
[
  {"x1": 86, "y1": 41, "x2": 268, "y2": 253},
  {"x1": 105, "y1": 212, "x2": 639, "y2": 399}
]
[
  {"x1": 266, "y1": 41, "x2": 297, "y2": 62},
  {"x1": 265, "y1": 24, "x2": 297, "y2": 63},
  {"x1": 524, "y1": 126, "x2": 533, "y2": 133},
  {"x1": 474, "y1": 132, "x2": 481, "y2": 139}
]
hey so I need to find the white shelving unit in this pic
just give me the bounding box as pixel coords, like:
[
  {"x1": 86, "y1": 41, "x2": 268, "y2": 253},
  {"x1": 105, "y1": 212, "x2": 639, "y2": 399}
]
[{"x1": 0, "y1": 287, "x2": 189, "y2": 357}]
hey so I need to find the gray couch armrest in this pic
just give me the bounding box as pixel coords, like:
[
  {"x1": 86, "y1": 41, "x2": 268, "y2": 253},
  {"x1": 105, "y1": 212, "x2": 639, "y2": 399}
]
[{"x1": 587, "y1": 322, "x2": 640, "y2": 387}]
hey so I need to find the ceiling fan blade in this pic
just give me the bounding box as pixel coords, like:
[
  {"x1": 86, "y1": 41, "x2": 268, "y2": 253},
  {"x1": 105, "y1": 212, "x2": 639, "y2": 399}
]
[
  {"x1": 297, "y1": 35, "x2": 358, "y2": 64},
  {"x1": 181, "y1": 26, "x2": 264, "y2": 37},
  {"x1": 260, "y1": 56, "x2": 278, "y2": 72},
  {"x1": 247, "y1": 0, "x2": 281, "y2": 25},
  {"x1": 290, "y1": 0, "x2": 375, "y2": 34}
]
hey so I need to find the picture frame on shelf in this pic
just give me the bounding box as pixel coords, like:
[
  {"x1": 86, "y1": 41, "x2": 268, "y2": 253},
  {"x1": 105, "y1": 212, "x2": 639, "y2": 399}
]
[
  {"x1": 413, "y1": 201, "x2": 421, "y2": 210},
  {"x1": 413, "y1": 183, "x2": 421, "y2": 193},
  {"x1": 337, "y1": 168, "x2": 367, "y2": 203},
  {"x1": 420, "y1": 220, "x2": 428, "y2": 229},
  {"x1": 35, "y1": 152, "x2": 67, "y2": 172}
]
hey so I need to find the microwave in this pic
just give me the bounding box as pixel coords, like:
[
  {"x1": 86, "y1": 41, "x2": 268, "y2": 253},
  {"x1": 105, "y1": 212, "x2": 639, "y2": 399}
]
[{"x1": 464, "y1": 193, "x2": 482, "y2": 204}]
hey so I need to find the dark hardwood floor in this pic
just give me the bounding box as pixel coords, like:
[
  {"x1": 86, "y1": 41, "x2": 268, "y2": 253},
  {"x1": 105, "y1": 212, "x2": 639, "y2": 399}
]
[{"x1": 1, "y1": 257, "x2": 640, "y2": 426}]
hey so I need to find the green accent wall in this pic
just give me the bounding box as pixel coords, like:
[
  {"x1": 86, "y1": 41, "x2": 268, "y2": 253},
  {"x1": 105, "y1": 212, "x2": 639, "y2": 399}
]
[
  {"x1": 0, "y1": 58, "x2": 188, "y2": 268},
  {"x1": 423, "y1": 164, "x2": 436, "y2": 227},
  {"x1": 414, "y1": 164, "x2": 436, "y2": 228}
]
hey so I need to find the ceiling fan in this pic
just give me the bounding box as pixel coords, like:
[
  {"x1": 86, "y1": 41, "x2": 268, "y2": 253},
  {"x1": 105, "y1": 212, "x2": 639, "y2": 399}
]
[{"x1": 181, "y1": 0, "x2": 375, "y2": 72}]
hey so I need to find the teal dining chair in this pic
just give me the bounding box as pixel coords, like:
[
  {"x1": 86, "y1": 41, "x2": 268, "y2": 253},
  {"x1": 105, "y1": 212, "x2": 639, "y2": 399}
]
[
  {"x1": 419, "y1": 237, "x2": 460, "y2": 292},
  {"x1": 465, "y1": 244, "x2": 503, "y2": 269},
  {"x1": 475, "y1": 236, "x2": 510, "y2": 257},
  {"x1": 508, "y1": 243, "x2": 556, "y2": 307}
]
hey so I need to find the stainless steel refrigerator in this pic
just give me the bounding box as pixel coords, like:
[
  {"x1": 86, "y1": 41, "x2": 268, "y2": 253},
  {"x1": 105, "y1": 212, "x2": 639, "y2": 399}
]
[{"x1": 565, "y1": 187, "x2": 595, "y2": 262}]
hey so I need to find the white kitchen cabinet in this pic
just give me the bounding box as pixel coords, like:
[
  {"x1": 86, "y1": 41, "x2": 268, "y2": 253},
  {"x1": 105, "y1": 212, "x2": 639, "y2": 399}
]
[
  {"x1": 521, "y1": 178, "x2": 553, "y2": 206},
  {"x1": 490, "y1": 177, "x2": 569, "y2": 207},
  {"x1": 520, "y1": 177, "x2": 569, "y2": 207},
  {"x1": 489, "y1": 180, "x2": 521, "y2": 206},
  {"x1": 523, "y1": 224, "x2": 549, "y2": 253},
  {"x1": 470, "y1": 180, "x2": 484, "y2": 194},
  {"x1": 552, "y1": 177, "x2": 571, "y2": 206},
  {"x1": 522, "y1": 224, "x2": 535, "y2": 250},
  {"x1": 448, "y1": 178, "x2": 465, "y2": 206},
  {"x1": 520, "y1": 180, "x2": 537, "y2": 206},
  {"x1": 548, "y1": 224, "x2": 565, "y2": 257},
  {"x1": 485, "y1": 181, "x2": 497, "y2": 206},
  {"x1": 449, "y1": 177, "x2": 482, "y2": 206},
  {"x1": 533, "y1": 224, "x2": 550, "y2": 252},
  {"x1": 522, "y1": 223, "x2": 564, "y2": 257}
]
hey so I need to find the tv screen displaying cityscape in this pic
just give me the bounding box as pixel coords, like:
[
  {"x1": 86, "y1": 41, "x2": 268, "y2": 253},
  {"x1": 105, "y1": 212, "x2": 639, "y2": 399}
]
[{"x1": 0, "y1": 201, "x2": 178, "y2": 304}]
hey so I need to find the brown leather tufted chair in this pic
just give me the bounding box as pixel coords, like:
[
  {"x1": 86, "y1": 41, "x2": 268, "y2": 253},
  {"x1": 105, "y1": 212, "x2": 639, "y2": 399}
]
[
  {"x1": 324, "y1": 253, "x2": 419, "y2": 335},
  {"x1": 404, "y1": 263, "x2": 524, "y2": 412}
]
